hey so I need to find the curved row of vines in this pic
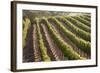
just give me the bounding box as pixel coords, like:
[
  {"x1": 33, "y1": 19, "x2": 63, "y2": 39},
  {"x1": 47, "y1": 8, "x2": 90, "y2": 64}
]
[{"x1": 23, "y1": 14, "x2": 91, "y2": 62}]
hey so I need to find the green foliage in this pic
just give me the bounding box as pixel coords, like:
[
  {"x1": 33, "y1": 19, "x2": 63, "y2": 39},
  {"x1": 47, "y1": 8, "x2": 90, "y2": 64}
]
[
  {"x1": 80, "y1": 15, "x2": 91, "y2": 22},
  {"x1": 48, "y1": 17, "x2": 91, "y2": 54},
  {"x1": 41, "y1": 18, "x2": 85, "y2": 60},
  {"x1": 23, "y1": 12, "x2": 91, "y2": 61},
  {"x1": 57, "y1": 16, "x2": 90, "y2": 41},
  {"x1": 73, "y1": 16, "x2": 90, "y2": 27},
  {"x1": 36, "y1": 18, "x2": 51, "y2": 61},
  {"x1": 23, "y1": 18, "x2": 31, "y2": 48},
  {"x1": 65, "y1": 16, "x2": 90, "y2": 32}
]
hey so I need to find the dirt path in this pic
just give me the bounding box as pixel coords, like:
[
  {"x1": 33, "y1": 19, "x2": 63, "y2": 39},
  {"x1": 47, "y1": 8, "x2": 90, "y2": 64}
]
[
  {"x1": 33, "y1": 24, "x2": 42, "y2": 62},
  {"x1": 41, "y1": 23, "x2": 65, "y2": 61},
  {"x1": 23, "y1": 24, "x2": 34, "y2": 62},
  {"x1": 48, "y1": 19, "x2": 90, "y2": 59}
]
